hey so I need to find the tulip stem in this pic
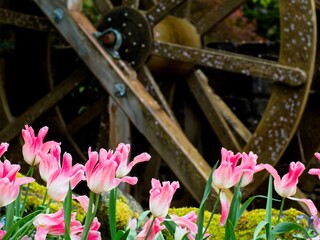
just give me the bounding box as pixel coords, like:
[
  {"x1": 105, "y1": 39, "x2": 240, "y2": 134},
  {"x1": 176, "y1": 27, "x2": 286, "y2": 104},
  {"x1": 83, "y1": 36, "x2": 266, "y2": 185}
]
[
  {"x1": 204, "y1": 189, "x2": 221, "y2": 235},
  {"x1": 109, "y1": 188, "x2": 118, "y2": 240},
  {"x1": 81, "y1": 191, "x2": 99, "y2": 240},
  {"x1": 19, "y1": 165, "x2": 34, "y2": 217},
  {"x1": 4, "y1": 201, "x2": 14, "y2": 231},
  {"x1": 144, "y1": 217, "x2": 156, "y2": 240},
  {"x1": 277, "y1": 197, "x2": 285, "y2": 224}
]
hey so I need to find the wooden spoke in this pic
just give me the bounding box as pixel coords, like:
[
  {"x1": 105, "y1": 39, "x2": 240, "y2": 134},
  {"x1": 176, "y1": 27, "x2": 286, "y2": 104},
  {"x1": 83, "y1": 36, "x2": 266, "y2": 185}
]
[
  {"x1": 152, "y1": 40, "x2": 307, "y2": 87},
  {"x1": 0, "y1": 59, "x2": 14, "y2": 128},
  {"x1": 192, "y1": 0, "x2": 246, "y2": 35},
  {"x1": 187, "y1": 70, "x2": 243, "y2": 152},
  {"x1": 172, "y1": 0, "x2": 191, "y2": 19},
  {"x1": 0, "y1": 67, "x2": 91, "y2": 142},
  {"x1": 191, "y1": 69, "x2": 252, "y2": 144},
  {"x1": 94, "y1": 0, "x2": 114, "y2": 14},
  {"x1": 0, "y1": 8, "x2": 52, "y2": 31},
  {"x1": 122, "y1": 0, "x2": 139, "y2": 8},
  {"x1": 138, "y1": 65, "x2": 180, "y2": 126},
  {"x1": 145, "y1": 0, "x2": 185, "y2": 26}
]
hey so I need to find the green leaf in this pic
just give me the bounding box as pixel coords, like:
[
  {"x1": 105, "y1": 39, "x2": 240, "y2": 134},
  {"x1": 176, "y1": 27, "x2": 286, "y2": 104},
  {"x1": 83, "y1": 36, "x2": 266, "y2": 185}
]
[
  {"x1": 163, "y1": 215, "x2": 178, "y2": 236},
  {"x1": 196, "y1": 161, "x2": 219, "y2": 240},
  {"x1": 115, "y1": 229, "x2": 131, "y2": 240},
  {"x1": 271, "y1": 222, "x2": 312, "y2": 239},
  {"x1": 265, "y1": 175, "x2": 273, "y2": 238},
  {"x1": 137, "y1": 210, "x2": 150, "y2": 227},
  {"x1": 253, "y1": 220, "x2": 268, "y2": 240},
  {"x1": 3, "y1": 210, "x2": 42, "y2": 240},
  {"x1": 224, "y1": 219, "x2": 236, "y2": 240},
  {"x1": 63, "y1": 183, "x2": 73, "y2": 240}
]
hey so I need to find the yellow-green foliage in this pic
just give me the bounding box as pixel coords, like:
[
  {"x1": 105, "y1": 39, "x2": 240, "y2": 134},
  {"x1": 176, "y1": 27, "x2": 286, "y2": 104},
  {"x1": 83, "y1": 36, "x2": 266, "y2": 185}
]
[
  {"x1": 167, "y1": 207, "x2": 310, "y2": 240},
  {"x1": 115, "y1": 200, "x2": 134, "y2": 230}
]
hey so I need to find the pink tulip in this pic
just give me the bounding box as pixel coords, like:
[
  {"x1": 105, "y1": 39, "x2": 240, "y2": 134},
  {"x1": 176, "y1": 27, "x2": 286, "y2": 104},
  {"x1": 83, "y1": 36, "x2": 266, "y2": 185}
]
[
  {"x1": 0, "y1": 160, "x2": 34, "y2": 207},
  {"x1": 170, "y1": 211, "x2": 197, "y2": 234},
  {"x1": 78, "y1": 217, "x2": 102, "y2": 240},
  {"x1": 212, "y1": 148, "x2": 242, "y2": 189},
  {"x1": 33, "y1": 208, "x2": 82, "y2": 237},
  {"x1": 308, "y1": 153, "x2": 320, "y2": 179},
  {"x1": 0, "y1": 223, "x2": 5, "y2": 239},
  {"x1": 264, "y1": 162, "x2": 305, "y2": 198},
  {"x1": 47, "y1": 152, "x2": 85, "y2": 201},
  {"x1": 219, "y1": 191, "x2": 230, "y2": 226},
  {"x1": 135, "y1": 217, "x2": 165, "y2": 240},
  {"x1": 38, "y1": 143, "x2": 61, "y2": 183},
  {"x1": 85, "y1": 148, "x2": 137, "y2": 194},
  {"x1": 22, "y1": 125, "x2": 57, "y2": 165},
  {"x1": 238, "y1": 151, "x2": 264, "y2": 187},
  {"x1": 0, "y1": 143, "x2": 8, "y2": 158},
  {"x1": 34, "y1": 226, "x2": 48, "y2": 240},
  {"x1": 114, "y1": 143, "x2": 151, "y2": 178},
  {"x1": 149, "y1": 178, "x2": 180, "y2": 217}
]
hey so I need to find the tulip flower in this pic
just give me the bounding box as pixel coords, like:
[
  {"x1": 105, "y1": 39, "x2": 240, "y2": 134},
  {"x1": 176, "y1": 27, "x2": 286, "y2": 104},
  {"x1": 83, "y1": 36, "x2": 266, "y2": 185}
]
[
  {"x1": 0, "y1": 142, "x2": 8, "y2": 158},
  {"x1": 0, "y1": 160, "x2": 34, "y2": 207},
  {"x1": 47, "y1": 152, "x2": 85, "y2": 201},
  {"x1": 149, "y1": 178, "x2": 180, "y2": 218},
  {"x1": 85, "y1": 147, "x2": 137, "y2": 194},
  {"x1": 33, "y1": 208, "x2": 83, "y2": 238},
  {"x1": 238, "y1": 151, "x2": 264, "y2": 187},
  {"x1": 212, "y1": 147, "x2": 242, "y2": 189},
  {"x1": 169, "y1": 211, "x2": 197, "y2": 234},
  {"x1": 308, "y1": 152, "x2": 320, "y2": 179},
  {"x1": 114, "y1": 143, "x2": 151, "y2": 178},
  {"x1": 263, "y1": 161, "x2": 305, "y2": 198},
  {"x1": 21, "y1": 125, "x2": 57, "y2": 165},
  {"x1": 135, "y1": 217, "x2": 165, "y2": 240},
  {"x1": 38, "y1": 143, "x2": 61, "y2": 183}
]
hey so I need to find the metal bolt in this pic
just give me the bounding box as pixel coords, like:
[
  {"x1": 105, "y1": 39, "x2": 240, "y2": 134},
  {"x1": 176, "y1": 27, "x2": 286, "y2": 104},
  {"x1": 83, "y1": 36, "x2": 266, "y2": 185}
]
[
  {"x1": 53, "y1": 8, "x2": 64, "y2": 23},
  {"x1": 114, "y1": 83, "x2": 126, "y2": 97}
]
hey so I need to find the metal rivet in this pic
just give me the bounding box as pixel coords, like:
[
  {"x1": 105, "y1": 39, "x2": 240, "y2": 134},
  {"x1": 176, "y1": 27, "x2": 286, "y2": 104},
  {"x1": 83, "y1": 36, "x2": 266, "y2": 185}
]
[
  {"x1": 114, "y1": 83, "x2": 126, "y2": 97},
  {"x1": 53, "y1": 8, "x2": 64, "y2": 23}
]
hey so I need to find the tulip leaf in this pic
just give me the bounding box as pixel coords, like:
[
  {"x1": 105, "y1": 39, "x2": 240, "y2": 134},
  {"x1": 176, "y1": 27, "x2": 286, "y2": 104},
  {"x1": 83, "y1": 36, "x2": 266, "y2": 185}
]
[
  {"x1": 137, "y1": 210, "x2": 150, "y2": 227},
  {"x1": 196, "y1": 161, "x2": 219, "y2": 240},
  {"x1": 63, "y1": 182, "x2": 72, "y2": 240},
  {"x1": 265, "y1": 175, "x2": 273, "y2": 238},
  {"x1": 163, "y1": 215, "x2": 178, "y2": 236},
  {"x1": 115, "y1": 229, "x2": 131, "y2": 240},
  {"x1": 3, "y1": 210, "x2": 41, "y2": 240},
  {"x1": 271, "y1": 222, "x2": 312, "y2": 239},
  {"x1": 225, "y1": 219, "x2": 236, "y2": 240},
  {"x1": 253, "y1": 220, "x2": 268, "y2": 240}
]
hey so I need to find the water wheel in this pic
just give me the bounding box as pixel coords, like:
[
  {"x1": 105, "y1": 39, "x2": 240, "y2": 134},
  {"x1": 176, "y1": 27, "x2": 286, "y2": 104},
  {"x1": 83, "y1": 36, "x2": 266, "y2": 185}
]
[{"x1": 0, "y1": 0, "x2": 317, "y2": 208}]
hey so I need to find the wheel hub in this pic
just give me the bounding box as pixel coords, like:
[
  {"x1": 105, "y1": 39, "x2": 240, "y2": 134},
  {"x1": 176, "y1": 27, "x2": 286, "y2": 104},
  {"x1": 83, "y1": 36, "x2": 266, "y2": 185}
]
[{"x1": 97, "y1": 6, "x2": 152, "y2": 69}]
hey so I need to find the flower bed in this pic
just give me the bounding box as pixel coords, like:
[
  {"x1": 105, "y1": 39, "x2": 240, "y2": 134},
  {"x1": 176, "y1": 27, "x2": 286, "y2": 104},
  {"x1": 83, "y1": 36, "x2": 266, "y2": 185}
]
[{"x1": 0, "y1": 125, "x2": 319, "y2": 239}]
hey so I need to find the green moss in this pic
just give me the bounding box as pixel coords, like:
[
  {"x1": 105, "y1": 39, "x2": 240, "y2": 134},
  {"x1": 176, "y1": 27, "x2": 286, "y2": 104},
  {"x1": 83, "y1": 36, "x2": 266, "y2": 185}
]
[{"x1": 167, "y1": 207, "x2": 310, "y2": 240}]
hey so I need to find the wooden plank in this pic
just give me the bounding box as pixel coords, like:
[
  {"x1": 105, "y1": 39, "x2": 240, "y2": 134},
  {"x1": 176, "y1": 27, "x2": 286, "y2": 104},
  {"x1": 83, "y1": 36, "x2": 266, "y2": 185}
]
[
  {"x1": 32, "y1": 0, "x2": 233, "y2": 206},
  {"x1": 187, "y1": 70, "x2": 242, "y2": 152},
  {"x1": 190, "y1": 70, "x2": 252, "y2": 143},
  {"x1": 0, "y1": 59, "x2": 14, "y2": 129},
  {"x1": 108, "y1": 97, "x2": 131, "y2": 149},
  {"x1": 152, "y1": 41, "x2": 307, "y2": 87},
  {"x1": 0, "y1": 8, "x2": 52, "y2": 32}
]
